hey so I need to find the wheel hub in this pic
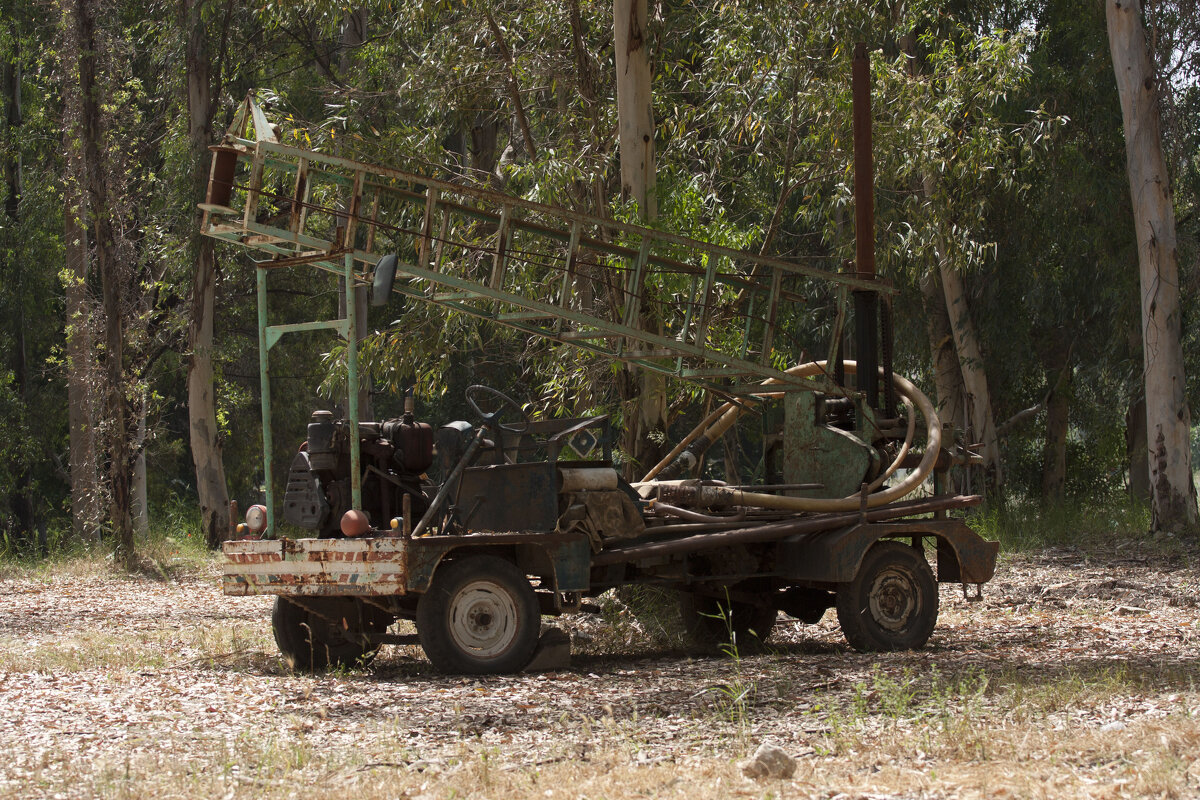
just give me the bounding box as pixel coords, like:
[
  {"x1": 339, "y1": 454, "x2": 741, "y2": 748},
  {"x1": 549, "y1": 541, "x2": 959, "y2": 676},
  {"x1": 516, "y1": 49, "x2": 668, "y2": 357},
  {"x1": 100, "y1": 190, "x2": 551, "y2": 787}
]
[
  {"x1": 868, "y1": 567, "x2": 919, "y2": 632},
  {"x1": 448, "y1": 581, "x2": 519, "y2": 657}
]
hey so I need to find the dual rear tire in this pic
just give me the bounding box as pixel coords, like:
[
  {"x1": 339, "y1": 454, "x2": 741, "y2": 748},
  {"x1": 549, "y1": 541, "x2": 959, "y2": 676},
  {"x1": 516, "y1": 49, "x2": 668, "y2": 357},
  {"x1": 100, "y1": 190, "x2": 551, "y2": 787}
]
[
  {"x1": 677, "y1": 540, "x2": 938, "y2": 656},
  {"x1": 272, "y1": 596, "x2": 392, "y2": 670}
]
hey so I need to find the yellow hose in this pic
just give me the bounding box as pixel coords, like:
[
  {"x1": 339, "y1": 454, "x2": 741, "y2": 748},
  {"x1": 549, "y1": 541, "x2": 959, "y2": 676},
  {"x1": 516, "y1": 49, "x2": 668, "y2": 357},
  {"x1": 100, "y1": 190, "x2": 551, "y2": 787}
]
[
  {"x1": 640, "y1": 403, "x2": 732, "y2": 482},
  {"x1": 637, "y1": 361, "x2": 941, "y2": 513}
]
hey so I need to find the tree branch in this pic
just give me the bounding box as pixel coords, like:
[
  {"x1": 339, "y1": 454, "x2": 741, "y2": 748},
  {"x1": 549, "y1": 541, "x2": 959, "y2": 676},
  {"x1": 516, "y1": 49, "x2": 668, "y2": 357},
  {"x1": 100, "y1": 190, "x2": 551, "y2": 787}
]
[{"x1": 483, "y1": 7, "x2": 538, "y2": 159}]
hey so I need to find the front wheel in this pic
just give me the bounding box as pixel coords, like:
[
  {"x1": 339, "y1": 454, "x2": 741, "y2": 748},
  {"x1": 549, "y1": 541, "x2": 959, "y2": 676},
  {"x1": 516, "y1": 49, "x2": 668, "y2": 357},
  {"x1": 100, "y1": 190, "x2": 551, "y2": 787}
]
[
  {"x1": 416, "y1": 555, "x2": 541, "y2": 674},
  {"x1": 836, "y1": 540, "x2": 938, "y2": 652}
]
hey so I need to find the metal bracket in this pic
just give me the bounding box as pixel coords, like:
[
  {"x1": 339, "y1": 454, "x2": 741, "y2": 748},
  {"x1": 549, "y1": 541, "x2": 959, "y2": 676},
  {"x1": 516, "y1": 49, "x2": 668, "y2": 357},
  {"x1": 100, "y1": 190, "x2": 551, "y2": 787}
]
[
  {"x1": 962, "y1": 582, "x2": 984, "y2": 603},
  {"x1": 265, "y1": 319, "x2": 351, "y2": 351}
]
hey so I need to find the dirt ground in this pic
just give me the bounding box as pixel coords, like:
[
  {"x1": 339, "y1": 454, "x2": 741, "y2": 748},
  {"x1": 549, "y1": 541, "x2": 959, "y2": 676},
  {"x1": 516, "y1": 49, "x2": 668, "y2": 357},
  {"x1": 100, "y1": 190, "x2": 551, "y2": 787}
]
[{"x1": 1, "y1": 541, "x2": 1199, "y2": 799}]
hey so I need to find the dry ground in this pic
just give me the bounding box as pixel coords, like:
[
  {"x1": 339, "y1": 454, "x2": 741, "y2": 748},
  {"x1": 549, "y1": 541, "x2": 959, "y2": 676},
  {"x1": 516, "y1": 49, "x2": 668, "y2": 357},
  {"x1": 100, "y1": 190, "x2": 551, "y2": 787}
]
[{"x1": 1, "y1": 540, "x2": 1199, "y2": 800}]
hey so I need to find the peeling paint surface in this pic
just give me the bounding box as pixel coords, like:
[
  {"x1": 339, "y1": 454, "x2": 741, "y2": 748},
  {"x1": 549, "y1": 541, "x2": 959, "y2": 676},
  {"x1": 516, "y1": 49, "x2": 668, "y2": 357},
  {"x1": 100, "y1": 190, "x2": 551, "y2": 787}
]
[{"x1": 222, "y1": 538, "x2": 408, "y2": 596}]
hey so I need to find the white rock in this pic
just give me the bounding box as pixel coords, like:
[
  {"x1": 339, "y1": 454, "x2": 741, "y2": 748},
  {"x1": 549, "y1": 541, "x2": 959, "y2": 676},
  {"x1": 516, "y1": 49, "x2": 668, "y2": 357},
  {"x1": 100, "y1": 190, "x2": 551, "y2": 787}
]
[{"x1": 740, "y1": 742, "x2": 796, "y2": 780}]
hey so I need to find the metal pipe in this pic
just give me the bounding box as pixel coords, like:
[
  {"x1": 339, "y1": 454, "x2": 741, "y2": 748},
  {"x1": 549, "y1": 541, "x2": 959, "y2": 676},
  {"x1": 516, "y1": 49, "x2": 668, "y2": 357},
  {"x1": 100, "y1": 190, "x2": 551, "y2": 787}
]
[
  {"x1": 640, "y1": 403, "x2": 729, "y2": 482},
  {"x1": 852, "y1": 43, "x2": 876, "y2": 281},
  {"x1": 637, "y1": 361, "x2": 940, "y2": 513},
  {"x1": 725, "y1": 483, "x2": 824, "y2": 491},
  {"x1": 852, "y1": 394, "x2": 915, "y2": 497},
  {"x1": 410, "y1": 426, "x2": 486, "y2": 537},
  {"x1": 592, "y1": 494, "x2": 982, "y2": 566},
  {"x1": 641, "y1": 520, "x2": 754, "y2": 535},
  {"x1": 648, "y1": 502, "x2": 746, "y2": 524}
]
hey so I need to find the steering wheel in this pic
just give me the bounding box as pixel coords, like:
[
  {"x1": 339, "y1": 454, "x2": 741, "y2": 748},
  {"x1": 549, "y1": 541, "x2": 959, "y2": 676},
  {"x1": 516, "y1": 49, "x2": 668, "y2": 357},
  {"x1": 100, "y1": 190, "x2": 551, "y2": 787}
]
[{"x1": 465, "y1": 385, "x2": 530, "y2": 433}]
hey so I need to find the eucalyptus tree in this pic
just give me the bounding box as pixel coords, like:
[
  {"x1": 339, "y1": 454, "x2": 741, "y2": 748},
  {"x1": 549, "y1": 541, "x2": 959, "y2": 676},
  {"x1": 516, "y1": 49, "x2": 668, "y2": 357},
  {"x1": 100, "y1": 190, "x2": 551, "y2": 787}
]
[
  {"x1": 181, "y1": 0, "x2": 237, "y2": 548},
  {"x1": 65, "y1": 0, "x2": 140, "y2": 564},
  {"x1": 972, "y1": 0, "x2": 1140, "y2": 503},
  {"x1": 647, "y1": 2, "x2": 1058, "y2": 487},
  {"x1": 1108, "y1": 0, "x2": 1198, "y2": 530}
]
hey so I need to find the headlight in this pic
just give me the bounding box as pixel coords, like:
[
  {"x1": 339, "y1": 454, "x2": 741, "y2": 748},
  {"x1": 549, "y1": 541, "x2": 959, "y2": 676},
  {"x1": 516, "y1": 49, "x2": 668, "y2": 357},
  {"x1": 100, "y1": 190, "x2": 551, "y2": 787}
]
[{"x1": 244, "y1": 504, "x2": 268, "y2": 534}]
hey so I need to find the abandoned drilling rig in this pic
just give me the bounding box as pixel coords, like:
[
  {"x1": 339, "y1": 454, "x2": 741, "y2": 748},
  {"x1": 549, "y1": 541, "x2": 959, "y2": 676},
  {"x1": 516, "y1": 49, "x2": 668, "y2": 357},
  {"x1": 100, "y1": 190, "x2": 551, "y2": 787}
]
[{"x1": 201, "y1": 61, "x2": 997, "y2": 674}]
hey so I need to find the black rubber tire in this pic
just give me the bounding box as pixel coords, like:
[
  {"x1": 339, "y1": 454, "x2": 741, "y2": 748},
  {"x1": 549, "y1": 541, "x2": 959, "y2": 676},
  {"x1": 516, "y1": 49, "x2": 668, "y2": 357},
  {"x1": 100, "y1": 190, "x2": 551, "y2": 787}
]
[
  {"x1": 835, "y1": 540, "x2": 938, "y2": 652},
  {"x1": 272, "y1": 596, "x2": 391, "y2": 671},
  {"x1": 416, "y1": 555, "x2": 541, "y2": 674},
  {"x1": 679, "y1": 590, "x2": 777, "y2": 656}
]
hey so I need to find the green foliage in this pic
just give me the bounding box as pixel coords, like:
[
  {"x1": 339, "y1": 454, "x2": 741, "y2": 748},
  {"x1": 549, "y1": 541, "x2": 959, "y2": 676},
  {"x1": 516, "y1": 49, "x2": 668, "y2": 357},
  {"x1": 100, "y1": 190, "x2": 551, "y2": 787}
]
[
  {"x1": 968, "y1": 497, "x2": 1153, "y2": 552},
  {"x1": 1, "y1": 0, "x2": 1196, "y2": 543}
]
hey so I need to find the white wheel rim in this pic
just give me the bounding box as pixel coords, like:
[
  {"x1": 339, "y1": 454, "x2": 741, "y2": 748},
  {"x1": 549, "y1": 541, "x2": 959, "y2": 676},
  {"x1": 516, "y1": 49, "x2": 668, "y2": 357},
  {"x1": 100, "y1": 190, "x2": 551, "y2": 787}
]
[
  {"x1": 447, "y1": 580, "x2": 520, "y2": 658},
  {"x1": 868, "y1": 566, "x2": 919, "y2": 632}
]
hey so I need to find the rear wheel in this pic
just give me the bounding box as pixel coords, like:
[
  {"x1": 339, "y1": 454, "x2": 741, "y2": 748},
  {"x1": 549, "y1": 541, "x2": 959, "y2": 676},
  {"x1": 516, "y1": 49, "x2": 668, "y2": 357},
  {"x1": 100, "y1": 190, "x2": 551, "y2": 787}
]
[
  {"x1": 835, "y1": 540, "x2": 938, "y2": 652},
  {"x1": 679, "y1": 590, "x2": 776, "y2": 655},
  {"x1": 416, "y1": 555, "x2": 541, "y2": 674},
  {"x1": 272, "y1": 596, "x2": 392, "y2": 671}
]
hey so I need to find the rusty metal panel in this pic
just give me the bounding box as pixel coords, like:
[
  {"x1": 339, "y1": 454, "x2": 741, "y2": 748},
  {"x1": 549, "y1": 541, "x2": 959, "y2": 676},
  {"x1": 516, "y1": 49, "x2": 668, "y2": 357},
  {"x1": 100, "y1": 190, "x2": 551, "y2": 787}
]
[
  {"x1": 455, "y1": 462, "x2": 559, "y2": 533},
  {"x1": 221, "y1": 538, "x2": 408, "y2": 597}
]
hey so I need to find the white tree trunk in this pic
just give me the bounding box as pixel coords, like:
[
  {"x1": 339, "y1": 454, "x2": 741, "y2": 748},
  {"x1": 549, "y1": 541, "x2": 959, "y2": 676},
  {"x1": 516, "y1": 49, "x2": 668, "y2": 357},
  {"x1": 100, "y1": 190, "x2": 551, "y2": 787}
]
[
  {"x1": 939, "y1": 263, "x2": 1002, "y2": 484},
  {"x1": 613, "y1": 0, "x2": 666, "y2": 477},
  {"x1": 184, "y1": 0, "x2": 231, "y2": 547},
  {"x1": 1107, "y1": 0, "x2": 1197, "y2": 531},
  {"x1": 614, "y1": 0, "x2": 656, "y2": 219},
  {"x1": 919, "y1": 269, "x2": 966, "y2": 436},
  {"x1": 920, "y1": 174, "x2": 1001, "y2": 484}
]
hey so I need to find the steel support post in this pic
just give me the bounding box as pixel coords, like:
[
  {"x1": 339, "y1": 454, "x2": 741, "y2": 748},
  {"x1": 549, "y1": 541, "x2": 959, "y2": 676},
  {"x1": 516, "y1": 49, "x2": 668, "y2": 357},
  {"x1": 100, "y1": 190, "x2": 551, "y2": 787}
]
[
  {"x1": 345, "y1": 251, "x2": 363, "y2": 511},
  {"x1": 256, "y1": 264, "x2": 275, "y2": 534}
]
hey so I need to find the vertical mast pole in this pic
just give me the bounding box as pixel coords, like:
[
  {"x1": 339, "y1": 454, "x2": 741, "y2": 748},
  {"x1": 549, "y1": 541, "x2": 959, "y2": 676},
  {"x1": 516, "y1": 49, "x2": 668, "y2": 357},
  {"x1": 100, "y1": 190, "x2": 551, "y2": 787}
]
[
  {"x1": 345, "y1": 251, "x2": 362, "y2": 511},
  {"x1": 256, "y1": 263, "x2": 275, "y2": 534},
  {"x1": 852, "y1": 43, "x2": 879, "y2": 409}
]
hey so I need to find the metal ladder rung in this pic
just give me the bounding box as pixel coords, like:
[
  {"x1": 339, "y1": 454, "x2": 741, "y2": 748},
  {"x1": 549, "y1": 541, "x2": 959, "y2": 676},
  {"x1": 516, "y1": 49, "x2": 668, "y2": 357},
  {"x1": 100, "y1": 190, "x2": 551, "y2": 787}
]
[
  {"x1": 432, "y1": 292, "x2": 486, "y2": 303},
  {"x1": 680, "y1": 367, "x2": 755, "y2": 378},
  {"x1": 559, "y1": 330, "x2": 621, "y2": 341},
  {"x1": 497, "y1": 312, "x2": 558, "y2": 322},
  {"x1": 203, "y1": 140, "x2": 867, "y2": 406},
  {"x1": 611, "y1": 349, "x2": 677, "y2": 360}
]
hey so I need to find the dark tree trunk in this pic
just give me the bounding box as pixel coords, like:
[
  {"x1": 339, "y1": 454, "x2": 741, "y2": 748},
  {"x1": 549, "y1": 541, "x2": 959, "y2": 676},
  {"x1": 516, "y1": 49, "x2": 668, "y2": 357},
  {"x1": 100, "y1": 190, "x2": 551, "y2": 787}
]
[
  {"x1": 64, "y1": 125, "x2": 101, "y2": 543},
  {"x1": 1038, "y1": 338, "x2": 1072, "y2": 504},
  {"x1": 1126, "y1": 394, "x2": 1151, "y2": 503},
  {"x1": 72, "y1": 0, "x2": 135, "y2": 567},
  {"x1": 1040, "y1": 369, "x2": 1071, "y2": 504}
]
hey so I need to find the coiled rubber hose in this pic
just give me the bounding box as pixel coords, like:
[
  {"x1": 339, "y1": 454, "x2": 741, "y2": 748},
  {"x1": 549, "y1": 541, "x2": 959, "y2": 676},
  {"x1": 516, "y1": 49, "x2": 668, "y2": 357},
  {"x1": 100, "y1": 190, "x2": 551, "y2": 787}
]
[{"x1": 637, "y1": 360, "x2": 941, "y2": 513}]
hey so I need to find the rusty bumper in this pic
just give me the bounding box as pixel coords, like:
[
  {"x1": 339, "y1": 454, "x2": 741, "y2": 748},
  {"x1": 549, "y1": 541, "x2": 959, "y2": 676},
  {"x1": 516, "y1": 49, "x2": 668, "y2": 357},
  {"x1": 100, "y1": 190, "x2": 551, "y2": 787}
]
[{"x1": 222, "y1": 538, "x2": 408, "y2": 596}]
